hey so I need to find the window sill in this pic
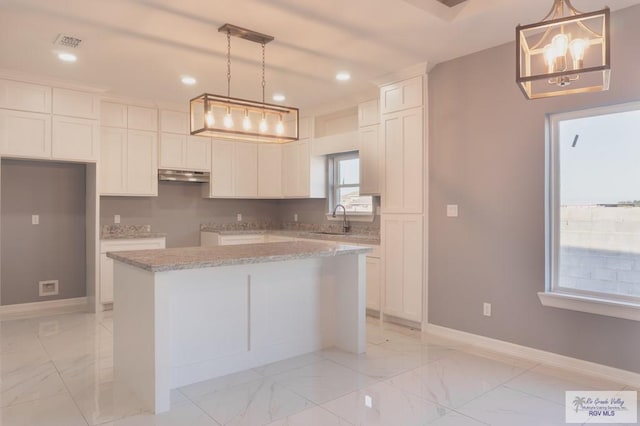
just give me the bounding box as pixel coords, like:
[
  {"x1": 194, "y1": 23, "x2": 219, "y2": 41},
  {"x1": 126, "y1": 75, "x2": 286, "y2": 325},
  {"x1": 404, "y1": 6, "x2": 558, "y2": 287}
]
[
  {"x1": 325, "y1": 213, "x2": 375, "y2": 223},
  {"x1": 538, "y1": 291, "x2": 640, "y2": 322}
]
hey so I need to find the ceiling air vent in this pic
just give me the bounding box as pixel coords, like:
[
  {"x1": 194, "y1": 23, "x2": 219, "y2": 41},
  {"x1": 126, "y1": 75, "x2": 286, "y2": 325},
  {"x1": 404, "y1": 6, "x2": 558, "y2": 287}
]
[
  {"x1": 53, "y1": 34, "x2": 83, "y2": 49},
  {"x1": 436, "y1": 0, "x2": 467, "y2": 6}
]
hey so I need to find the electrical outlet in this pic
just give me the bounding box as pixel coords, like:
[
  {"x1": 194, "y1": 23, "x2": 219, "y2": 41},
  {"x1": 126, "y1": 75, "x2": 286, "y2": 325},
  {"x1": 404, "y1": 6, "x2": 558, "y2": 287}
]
[
  {"x1": 114, "y1": 215, "x2": 121, "y2": 224},
  {"x1": 32, "y1": 214, "x2": 39, "y2": 225},
  {"x1": 294, "y1": 213, "x2": 298, "y2": 222},
  {"x1": 446, "y1": 205, "x2": 459, "y2": 217},
  {"x1": 39, "y1": 280, "x2": 59, "y2": 297},
  {"x1": 483, "y1": 302, "x2": 492, "y2": 317},
  {"x1": 237, "y1": 213, "x2": 242, "y2": 222}
]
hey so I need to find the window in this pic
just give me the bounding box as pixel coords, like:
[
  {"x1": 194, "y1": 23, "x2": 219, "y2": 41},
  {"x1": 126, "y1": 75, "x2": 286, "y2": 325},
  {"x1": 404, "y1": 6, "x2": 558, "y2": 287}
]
[
  {"x1": 541, "y1": 102, "x2": 640, "y2": 321},
  {"x1": 329, "y1": 152, "x2": 373, "y2": 215}
]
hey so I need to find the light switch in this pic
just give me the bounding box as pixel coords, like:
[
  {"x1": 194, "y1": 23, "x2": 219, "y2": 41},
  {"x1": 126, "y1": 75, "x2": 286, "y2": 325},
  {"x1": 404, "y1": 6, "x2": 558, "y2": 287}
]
[
  {"x1": 114, "y1": 215, "x2": 121, "y2": 224},
  {"x1": 294, "y1": 213, "x2": 298, "y2": 222},
  {"x1": 446, "y1": 204, "x2": 459, "y2": 217},
  {"x1": 32, "y1": 215, "x2": 39, "y2": 225},
  {"x1": 237, "y1": 213, "x2": 242, "y2": 222}
]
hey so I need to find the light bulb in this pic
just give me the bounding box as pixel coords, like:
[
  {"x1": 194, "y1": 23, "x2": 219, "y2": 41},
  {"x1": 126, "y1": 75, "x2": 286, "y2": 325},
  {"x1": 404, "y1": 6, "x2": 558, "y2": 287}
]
[
  {"x1": 543, "y1": 44, "x2": 556, "y2": 72},
  {"x1": 242, "y1": 113, "x2": 252, "y2": 131},
  {"x1": 570, "y1": 38, "x2": 587, "y2": 68},
  {"x1": 276, "y1": 118, "x2": 285, "y2": 135},
  {"x1": 552, "y1": 34, "x2": 569, "y2": 56},
  {"x1": 259, "y1": 116, "x2": 268, "y2": 133},
  {"x1": 205, "y1": 111, "x2": 215, "y2": 127},
  {"x1": 223, "y1": 109, "x2": 233, "y2": 129}
]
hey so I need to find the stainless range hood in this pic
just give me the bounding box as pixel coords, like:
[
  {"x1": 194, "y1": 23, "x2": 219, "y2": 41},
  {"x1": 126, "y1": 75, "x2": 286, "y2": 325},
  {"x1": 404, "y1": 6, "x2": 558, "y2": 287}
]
[{"x1": 158, "y1": 170, "x2": 210, "y2": 183}]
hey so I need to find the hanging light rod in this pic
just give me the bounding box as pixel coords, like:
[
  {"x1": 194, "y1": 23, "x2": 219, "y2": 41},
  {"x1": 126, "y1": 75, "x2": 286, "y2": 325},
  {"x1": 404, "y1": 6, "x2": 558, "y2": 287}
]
[{"x1": 218, "y1": 23, "x2": 274, "y2": 45}]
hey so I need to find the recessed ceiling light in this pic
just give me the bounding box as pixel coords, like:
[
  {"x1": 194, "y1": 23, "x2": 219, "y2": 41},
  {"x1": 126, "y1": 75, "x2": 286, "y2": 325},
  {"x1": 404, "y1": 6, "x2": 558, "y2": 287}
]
[
  {"x1": 58, "y1": 52, "x2": 77, "y2": 63},
  {"x1": 272, "y1": 93, "x2": 285, "y2": 102},
  {"x1": 335, "y1": 71, "x2": 351, "y2": 81},
  {"x1": 181, "y1": 76, "x2": 197, "y2": 85}
]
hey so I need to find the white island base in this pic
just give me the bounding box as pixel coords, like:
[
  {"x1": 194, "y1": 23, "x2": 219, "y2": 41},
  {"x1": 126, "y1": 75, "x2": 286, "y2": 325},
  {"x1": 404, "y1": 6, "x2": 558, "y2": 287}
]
[{"x1": 113, "y1": 250, "x2": 366, "y2": 414}]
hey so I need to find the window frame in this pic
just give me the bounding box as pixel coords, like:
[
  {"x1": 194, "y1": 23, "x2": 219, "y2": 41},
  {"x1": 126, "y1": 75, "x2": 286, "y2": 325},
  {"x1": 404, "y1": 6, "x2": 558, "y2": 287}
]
[
  {"x1": 327, "y1": 151, "x2": 374, "y2": 219},
  {"x1": 540, "y1": 101, "x2": 640, "y2": 321}
]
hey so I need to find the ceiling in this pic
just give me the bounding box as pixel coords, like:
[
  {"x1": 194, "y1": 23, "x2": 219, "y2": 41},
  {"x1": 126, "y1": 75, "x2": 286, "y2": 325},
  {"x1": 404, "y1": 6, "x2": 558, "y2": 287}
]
[{"x1": 1, "y1": 0, "x2": 638, "y2": 113}]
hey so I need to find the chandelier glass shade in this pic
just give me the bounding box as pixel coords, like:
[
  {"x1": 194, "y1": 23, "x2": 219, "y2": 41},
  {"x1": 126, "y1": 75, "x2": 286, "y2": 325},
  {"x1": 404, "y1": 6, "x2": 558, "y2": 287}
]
[
  {"x1": 516, "y1": 0, "x2": 610, "y2": 100},
  {"x1": 190, "y1": 24, "x2": 299, "y2": 143}
]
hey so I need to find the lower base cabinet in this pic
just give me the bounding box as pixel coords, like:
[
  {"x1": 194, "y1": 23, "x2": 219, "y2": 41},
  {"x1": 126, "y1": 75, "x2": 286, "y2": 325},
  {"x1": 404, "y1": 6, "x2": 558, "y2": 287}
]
[
  {"x1": 366, "y1": 256, "x2": 381, "y2": 312},
  {"x1": 99, "y1": 238, "x2": 165, "y2": 304}
]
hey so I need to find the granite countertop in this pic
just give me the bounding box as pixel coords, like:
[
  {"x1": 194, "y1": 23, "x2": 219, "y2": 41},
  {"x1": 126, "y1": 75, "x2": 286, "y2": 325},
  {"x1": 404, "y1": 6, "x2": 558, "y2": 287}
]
[
  {"x1": 200, "y1": 225, "x2": 380, "y2": 246},
  {"x1": 107, "y1": 241, "x2": 371, "y2": 272},
  {"x1": 101, "y1": 224, "x2": 167, "y2": 240}
]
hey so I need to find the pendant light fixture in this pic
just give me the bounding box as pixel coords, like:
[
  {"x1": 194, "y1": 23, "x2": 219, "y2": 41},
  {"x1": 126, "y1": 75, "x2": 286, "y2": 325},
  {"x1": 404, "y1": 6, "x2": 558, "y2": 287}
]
[
  {"x1": 516, "y1": 0, "x2": 610, "y2": 100},
  {"x1": 190, "y1": 24, "x2": 299, "y2": 143}
]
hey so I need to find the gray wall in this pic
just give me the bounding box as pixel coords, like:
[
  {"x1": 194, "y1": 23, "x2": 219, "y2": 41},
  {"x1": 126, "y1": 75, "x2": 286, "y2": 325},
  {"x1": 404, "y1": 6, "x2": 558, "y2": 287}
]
[
  {"x1": 100, "y1": 182, "x2": 282, "y2": 248},
  {"x1": 278, "y1": 197, "x2": 381, "y2": 229},
  {"x1": 1, "y1": 160, "x2": 86, "y2": 305},
  {"x1": 428, "y1": 5, "x2": 640, "y2": 373}
]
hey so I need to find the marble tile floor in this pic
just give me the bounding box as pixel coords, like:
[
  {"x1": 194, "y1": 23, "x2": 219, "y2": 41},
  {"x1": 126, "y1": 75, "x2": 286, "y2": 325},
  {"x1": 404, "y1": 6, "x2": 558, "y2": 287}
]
[{"x1": 0, "y1": 310, "x2": 636, "y2": 426}]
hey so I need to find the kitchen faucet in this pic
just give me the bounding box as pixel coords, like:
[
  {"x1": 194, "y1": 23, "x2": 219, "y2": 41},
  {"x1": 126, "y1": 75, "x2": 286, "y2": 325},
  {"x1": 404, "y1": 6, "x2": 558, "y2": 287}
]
[{"x1": 332, "y1": 204, "x2": 351, "y2": 233}]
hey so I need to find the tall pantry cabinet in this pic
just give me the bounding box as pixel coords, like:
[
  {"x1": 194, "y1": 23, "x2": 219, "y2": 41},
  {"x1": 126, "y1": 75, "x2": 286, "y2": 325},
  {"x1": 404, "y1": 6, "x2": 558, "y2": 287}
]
[{"x1": 379, "y1": 74, "x2": 426, "y2": 324}]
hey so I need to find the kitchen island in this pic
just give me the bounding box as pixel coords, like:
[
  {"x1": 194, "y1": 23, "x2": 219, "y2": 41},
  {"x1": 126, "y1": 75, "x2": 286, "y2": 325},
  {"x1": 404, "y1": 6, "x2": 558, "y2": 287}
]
[{"x1": 108, "y1": 241, "x2": 370, "y2": 414}]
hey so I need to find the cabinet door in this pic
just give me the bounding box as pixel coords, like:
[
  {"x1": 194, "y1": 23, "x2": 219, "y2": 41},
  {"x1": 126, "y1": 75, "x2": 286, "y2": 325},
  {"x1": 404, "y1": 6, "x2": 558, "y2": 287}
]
[
  {"x1": 366, "y1": 256, "x2": 381, "y2": 311},
  {"x1": 159, "y1": 133, "x2": 186, "y2": 169},
  {"x1": 382, "y1": 214, "x2": 423, "y2": 322},
  {"x1": 52, "y1": 116, "x2": 98, "y2": 162},
  {"x1": 234, "y1": 142, "x2": 258, "y2": 198},
  {"x1": 297, "y1": 140, "x2": 311, "y2": 197},
  {"x1": 258, "y1": 144, "x2": 282, "y2": 198},
  {"x1": 379, "y1": 76, "x2": 423, "y2": 114},
  {"x1": 0, "y1": 109, "x2": 51, "y2": 159},
  {"x1": 126, "y1": 130, "x2": 157, "y2": 196},
  {"x1": 210, "y1": 139, "x2": 234, "y2": 197},
  {"x1": 359, "y1": 125, "x2": 380, "y2": 196},
  {"x1": 127, "y1": 106, "x2": 158, "y2": 131},
  {"x1": 100, "y1": 127, "x2": 127, "y2": 194},
  {"x1": 358, "y1": 99, "x2": 379, "y2": 126},
  {"x1": 186, "y1": 136, "x2": 211, "y2": 171},
  {"x1": 52, "y1": 88, "x2": 99, "y2": 119},
  {"x1": 282, "y1": 142, "x2": 298, "y2": 197},
  {"x1": 100, "y1": 102, "x2": 127, "y2": 128},
  {"x1": 219, "y1": 235, "x2": 266, "y2": 245},
  {"x1": 382, "y1": 107, "x2": 423, "y2": 213},
  {"x1": 160, "y1": 110, "x2": 188, "y2": 134},
  {"x1": 0, "y1": 80, "x2": 51, "y2": 113}
]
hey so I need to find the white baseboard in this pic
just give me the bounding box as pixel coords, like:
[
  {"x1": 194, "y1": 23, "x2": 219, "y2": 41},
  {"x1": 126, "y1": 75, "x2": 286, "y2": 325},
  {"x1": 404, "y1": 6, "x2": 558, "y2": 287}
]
[
  {"x1": 423, "y1": 323, "x2": 640, "y2": 388},
  {"x1": 0, "y1": 297, "x2": 88, "y2": 315}
]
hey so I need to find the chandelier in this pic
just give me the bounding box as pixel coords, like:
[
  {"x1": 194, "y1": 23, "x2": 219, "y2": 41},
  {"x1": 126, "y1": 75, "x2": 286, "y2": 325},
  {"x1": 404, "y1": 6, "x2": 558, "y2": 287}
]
[
  {"x1": 190, "y1": 24, "x2": 299, "y2": 143},
  {"x1": 516, "y1": 0, "x2": 610, "y2": 100}
]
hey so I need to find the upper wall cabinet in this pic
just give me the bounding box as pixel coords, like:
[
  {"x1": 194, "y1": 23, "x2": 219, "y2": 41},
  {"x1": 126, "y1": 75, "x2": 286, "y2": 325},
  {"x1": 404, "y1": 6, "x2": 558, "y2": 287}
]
[
  {"x1": 282, "y1": 140, "x2": 325, "y2": 198},
  {"x1": 204, "y1": 140, "x2": 258, "y2": 198},
  {"x1": 160, "y1": 110, "x2": 188, "y2": 134},
  {"x1": 358, "y1": 99, "x2": 379, "y2": 127},
  {"x1": 158, "y1": 110, "x2": 211, "y2": 171},
  {"x1": 0, "y1": 80, "x2": 51, "y2": 113},
  {"x1": 257, "y1": 144, "x2": 283, "y2": 198},
  {"x1": 53, "y1": 88, "x2": 99, "y2": 119},
  {"x1": 379, "y1": 76, "x2": 423, "y2": 115},
  {"x1": 0, "y1": 109, "x2": 51, "y2": 159},
  {"x1": 101, "y1": 102, "x2": 128, "y2": 128},
  {"x1": 52, "y1": 116, "x2": 99, "y2": 162},
  {"x1": 359, "y1": 125, "x2": 381, "y2": 196},
  {"x1": 128, "y1": 105, "x2": 158, "y2": 131}
]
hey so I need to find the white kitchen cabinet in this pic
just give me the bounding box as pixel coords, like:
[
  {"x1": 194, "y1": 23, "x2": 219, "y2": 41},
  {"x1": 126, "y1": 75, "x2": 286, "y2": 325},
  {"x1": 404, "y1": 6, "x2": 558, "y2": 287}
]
[
  {"x1": 160, "y1": 110, "x2": 188, "y2": 134},
  {"x1": 99, "y1": 237, "x2": 165, "y2": 304},
  {"x1": 379, "y1": 76, "x2": 423, "y2": 115},
  {"x1": 52, "y1": 116, "x2": 99, "y2": 162},
  {"x1": 0, "y1": 109, "x2": 51, "y2": 159},
  {"x1": 382, "y1": 214, "x2": 423, "y2": 322},
  {"x1": 127, "y1": 105, "x2": 158, "y2": 131},
  {"x1": 358, "y1": 99, "x2": 379, "y2": 127},
  {"x1": 282, "y1": 140, "x2": 325, "y2": 198},
  {"x1": 299, "y1": 117, "x2": 313, "y2": 140},
  {"x1": 205, "y1": 140, "x2": 257, "y2": 198},
  {"x1": 381, "y1": 106, "x2": 423, "y2": 213},
  {"x1": 186, "y1": 136, "x2": 211, "y2": 171},
  {"x1": 258, "y1": 144, "x2": 283, "y2": 198},
  {"x1": 100, "y1": 127, "x2": 158, "y2": 196},
  {"x1": 159, "y1": 133, "x2": 185, "y2": 169},
  {"x1": 100, "y1": 102, "x2": 128, "y2": 128},
  {"x1": 0, "y1": 79, "x2": 51, "y2": 113},
  {"x1": 52, "y1": 88, "x2": 99, "y2": 119},
  {"x1": 200, "y1": 232, "x2": 266, "y2": 246},
  {"x1": 359, "y1": 125, "x2": 381, "y2": 196},
  {"x1": 366, "y1": 256, "x2": 381, "y2": 311}
]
